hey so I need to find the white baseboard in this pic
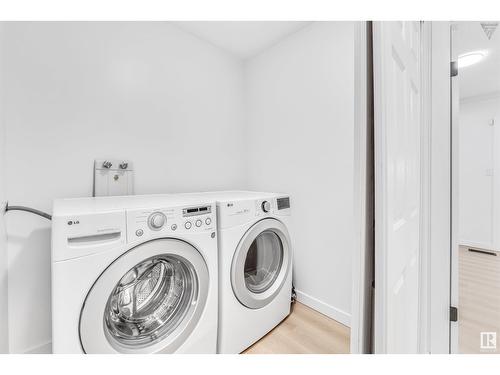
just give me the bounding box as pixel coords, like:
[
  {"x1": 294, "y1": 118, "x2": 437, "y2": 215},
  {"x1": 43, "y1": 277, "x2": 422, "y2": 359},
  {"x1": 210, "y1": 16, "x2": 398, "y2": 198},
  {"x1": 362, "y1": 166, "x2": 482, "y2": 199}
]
[
  {"x1": 24, "y1": 340, "x2": 52, "y2": 354},
  {"x1": 295, "y1": 289, "x2": 351, "y2": 327}
]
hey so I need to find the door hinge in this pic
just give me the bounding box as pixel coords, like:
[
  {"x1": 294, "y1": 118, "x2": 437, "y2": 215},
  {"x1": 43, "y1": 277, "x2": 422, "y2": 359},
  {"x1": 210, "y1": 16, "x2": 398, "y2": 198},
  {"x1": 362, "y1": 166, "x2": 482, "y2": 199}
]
[
  {"x1": 451, "y1": 61, "x2": 458, "y2": 77},
  {"x1": 450, "y1": 306, "x2": 458, "y2": 322}
]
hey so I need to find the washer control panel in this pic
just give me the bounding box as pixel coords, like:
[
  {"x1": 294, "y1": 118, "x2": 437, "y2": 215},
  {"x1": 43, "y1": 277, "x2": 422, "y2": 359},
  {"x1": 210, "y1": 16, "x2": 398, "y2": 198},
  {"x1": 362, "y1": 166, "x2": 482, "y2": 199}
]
[
  {"x1": 148, "y1": 212, "x2": 167, "y2": 230},
  {"x1": 126, "y1": 203, "x2": 215, "y2": 243}
]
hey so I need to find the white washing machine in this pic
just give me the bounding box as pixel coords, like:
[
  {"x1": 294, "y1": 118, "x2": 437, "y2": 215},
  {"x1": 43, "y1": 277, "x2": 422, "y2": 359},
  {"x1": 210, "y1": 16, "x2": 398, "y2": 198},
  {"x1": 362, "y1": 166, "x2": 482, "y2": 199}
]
[
  {"x1": 51, "y1": 194, "x2": 218, "y2": 354},
  {"x1": 183, "y1": 191, "x2": 293, "y2": 354}
]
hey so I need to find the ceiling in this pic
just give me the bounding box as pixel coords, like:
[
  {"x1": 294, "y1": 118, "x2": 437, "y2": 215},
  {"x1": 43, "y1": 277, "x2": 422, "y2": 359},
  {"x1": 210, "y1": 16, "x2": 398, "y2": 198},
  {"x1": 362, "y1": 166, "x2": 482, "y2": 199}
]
[
  {"x1": 173, "y1": 21, "x2": 312, "y2": 60},
  {"x1": 455, "y1": 21, "x2": 500, "y2": 99},
  {"x1": 171, "y1": 21, "x2": 500, "y2": 98}
]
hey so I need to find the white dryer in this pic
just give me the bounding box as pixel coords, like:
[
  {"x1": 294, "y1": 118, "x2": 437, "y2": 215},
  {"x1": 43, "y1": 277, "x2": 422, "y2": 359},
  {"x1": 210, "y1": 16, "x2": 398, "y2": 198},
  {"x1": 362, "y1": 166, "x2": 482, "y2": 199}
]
[
  {"x1": 51, "y1": 195, "x2": 218, "y2": 354},
  {"x1": 186, "y1": 191, "x2": 293, "y2": 354}
]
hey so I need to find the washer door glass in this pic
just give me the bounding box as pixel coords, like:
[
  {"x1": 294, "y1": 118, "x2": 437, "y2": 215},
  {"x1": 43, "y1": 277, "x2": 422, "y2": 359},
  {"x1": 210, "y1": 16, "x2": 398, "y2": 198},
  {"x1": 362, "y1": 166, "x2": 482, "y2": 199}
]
[
  {"x1": 244, "y1": 231, "x2": 283, "y2": 293},
  {"x1": 231, "y1": 219, "x2": 292, "y2": 309},
  {"x1": 105, "y1": 254, "x2": 196, "y2": 347},
  {"x1": 79, "y1": 238, "x2": 209, "y2": 354}
]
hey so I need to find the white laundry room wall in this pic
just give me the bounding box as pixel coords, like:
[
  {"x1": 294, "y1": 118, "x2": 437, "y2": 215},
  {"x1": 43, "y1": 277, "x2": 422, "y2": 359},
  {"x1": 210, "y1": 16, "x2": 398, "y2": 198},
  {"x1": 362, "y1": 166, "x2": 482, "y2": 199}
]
[
  {"x1": 0, "y1": 22, "x2": 245, "y2": 353},
  {"x1": 458, "y1": 94, "x2": 500, "y2": 251},
  {"x1": 0, "y1": 23, "x2": 9, "y2": 354},
  {"x1": 244, "y1": 22, "x2": 355, "y2": 325}
]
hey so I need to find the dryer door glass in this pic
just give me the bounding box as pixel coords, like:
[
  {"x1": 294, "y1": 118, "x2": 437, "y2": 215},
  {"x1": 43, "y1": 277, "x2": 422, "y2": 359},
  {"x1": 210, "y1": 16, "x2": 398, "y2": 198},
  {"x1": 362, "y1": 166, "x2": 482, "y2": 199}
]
[
  {"x1": 104, "y1": 254, "x2": 197, "y2": 347},
  {"x1": 244, "y1": 231, "x2": 283, "y2": 293},
  {"x1": 232, "y1": 218, "x2": 291, "y2": 309}
]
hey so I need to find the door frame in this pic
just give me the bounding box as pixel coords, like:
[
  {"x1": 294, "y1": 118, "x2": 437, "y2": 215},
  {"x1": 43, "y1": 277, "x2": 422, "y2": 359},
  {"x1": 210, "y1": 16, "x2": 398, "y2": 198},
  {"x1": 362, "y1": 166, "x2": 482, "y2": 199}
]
[
  {"x1": 449, "y1": 22, "x2": 459, "y2": 354},
  {"x1": 351, "y1": 20, "x2": 374, "y2": 354},
  {"x1": 419, "y1": 20, "x2": 432, "y2": 353},
  {"x1": 416, "y1": 21, "x2": 453, "y2": 354},
  {"x1": 351, "y1": 21, "x2": 451, "y2": 354},
  {"x1": 427, "y1": 21, "x2": 453, "y2": 354},
  {"x1": 418, "y1": 21, "x2": 453, "y2": 354}
]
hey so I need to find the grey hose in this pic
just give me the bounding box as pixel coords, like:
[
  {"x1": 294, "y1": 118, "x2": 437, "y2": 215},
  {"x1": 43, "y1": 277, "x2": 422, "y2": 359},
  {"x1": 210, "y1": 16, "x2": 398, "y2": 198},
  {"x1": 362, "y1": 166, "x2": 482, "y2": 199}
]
[{"x1": 5, "y1": 203, "x2": 52, "y2": 221}]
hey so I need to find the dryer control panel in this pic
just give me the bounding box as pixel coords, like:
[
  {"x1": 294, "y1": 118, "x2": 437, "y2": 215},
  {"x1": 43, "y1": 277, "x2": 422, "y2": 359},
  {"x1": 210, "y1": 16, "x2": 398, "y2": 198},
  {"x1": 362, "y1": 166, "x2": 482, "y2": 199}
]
[
  {"x1": 254, "y1": 196, "x2": 291, "y2": 218},
  {"x1": 217, "y1": 196, "x2": 291, "y2": 229},
  {"x1": 126, "y1": 203, "x2": 216, "y2": 243}
]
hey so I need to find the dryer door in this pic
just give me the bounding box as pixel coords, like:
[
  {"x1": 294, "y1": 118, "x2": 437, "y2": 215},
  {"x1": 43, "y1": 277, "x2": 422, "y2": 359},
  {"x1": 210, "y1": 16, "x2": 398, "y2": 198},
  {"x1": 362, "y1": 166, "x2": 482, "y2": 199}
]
[
  {"x1": 79, "y1": 238, "x2": 209, "y2": 353},
  {"x1": 231, "y1": 218, "x2": 292, "y2": 309}
]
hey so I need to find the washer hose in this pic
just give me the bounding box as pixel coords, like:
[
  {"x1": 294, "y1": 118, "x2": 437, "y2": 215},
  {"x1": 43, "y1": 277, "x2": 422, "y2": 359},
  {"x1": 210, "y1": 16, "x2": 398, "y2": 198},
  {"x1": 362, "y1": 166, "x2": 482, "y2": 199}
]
[{"x1": 5, "y1": 202, "x2": 52, "y2": 221}]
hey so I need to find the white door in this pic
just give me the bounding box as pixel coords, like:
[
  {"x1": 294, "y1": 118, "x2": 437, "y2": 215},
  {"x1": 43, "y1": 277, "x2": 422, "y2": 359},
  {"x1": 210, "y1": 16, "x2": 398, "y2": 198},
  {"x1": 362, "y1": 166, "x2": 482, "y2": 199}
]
[{"x1": 373, "y1": 21, "x2": 422, "y2": 353}]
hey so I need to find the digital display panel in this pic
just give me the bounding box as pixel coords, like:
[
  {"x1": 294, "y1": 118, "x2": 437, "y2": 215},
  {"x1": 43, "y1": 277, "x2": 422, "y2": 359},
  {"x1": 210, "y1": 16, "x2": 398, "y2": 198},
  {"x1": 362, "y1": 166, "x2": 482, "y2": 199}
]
[
  {"x1": 182, "y1": 205, "x2": 212, "y2": 217},
  {"x1": 277, "y1": 197, "x2": 290, "y2": 210}
]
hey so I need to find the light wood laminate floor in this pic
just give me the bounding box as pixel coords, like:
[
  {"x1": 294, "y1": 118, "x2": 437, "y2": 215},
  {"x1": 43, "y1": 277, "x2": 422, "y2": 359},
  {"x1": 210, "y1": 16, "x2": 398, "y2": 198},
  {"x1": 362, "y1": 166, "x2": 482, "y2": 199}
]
[
  {"x1": 459, "y1": 245, "x2": 500, "y2": 354},
  {"x1": 243, "y1": 302, "x2": 350, "y2": 354}
]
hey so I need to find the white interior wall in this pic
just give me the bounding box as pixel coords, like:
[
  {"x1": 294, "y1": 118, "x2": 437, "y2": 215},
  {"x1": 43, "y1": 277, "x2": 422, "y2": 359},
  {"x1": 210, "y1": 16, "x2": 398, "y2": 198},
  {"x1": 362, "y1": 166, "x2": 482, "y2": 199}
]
[
  {"x1": 1, "y1": 22, "x2": 245, "y2": 353},
  {"x1": 244, "y1": 22, "x2": 355, "y2": 325},
  {"x1": 0, "y1": 21, "x2": 356, "y2": 353},
  {"x1": 458, "y1": 94, "x2": 500, "y2": 251},
  {"x1": 0, "y1": 23, "x2": 9, "y2": 354}
]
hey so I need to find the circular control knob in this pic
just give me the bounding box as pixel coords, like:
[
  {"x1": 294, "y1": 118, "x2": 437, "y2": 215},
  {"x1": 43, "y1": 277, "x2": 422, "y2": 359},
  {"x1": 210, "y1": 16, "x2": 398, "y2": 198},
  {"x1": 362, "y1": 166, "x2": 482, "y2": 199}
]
[
  {"x1": 205, "y1": 218, "x2": 212, "y2": 225},
  {"x1": 261, "y1": 200, "x2": 271, "y2": 213},
  {"x1": 195, "y1": 219, "x2": 202, "y2": 227},
  {"x1": 185, "y1": 221, "x2": 192, "y2": 229},
  {"x1": 148, "y1": 212, "x2": 166, "y2": 230}
]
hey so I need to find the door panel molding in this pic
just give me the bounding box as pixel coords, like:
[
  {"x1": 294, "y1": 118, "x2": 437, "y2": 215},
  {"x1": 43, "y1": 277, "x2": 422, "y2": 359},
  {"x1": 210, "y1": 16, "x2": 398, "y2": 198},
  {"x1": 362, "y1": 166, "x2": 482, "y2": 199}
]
[{"x1": 373, "y1": 21, "x2": 423, "y2": 354}]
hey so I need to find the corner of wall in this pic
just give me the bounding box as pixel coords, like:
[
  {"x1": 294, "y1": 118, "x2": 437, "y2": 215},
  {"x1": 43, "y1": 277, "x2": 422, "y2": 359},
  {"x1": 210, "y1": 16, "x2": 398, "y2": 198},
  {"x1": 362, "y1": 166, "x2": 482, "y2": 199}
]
[{"x1": 0, "y1": 21, "x2": 10, "y2": 354}]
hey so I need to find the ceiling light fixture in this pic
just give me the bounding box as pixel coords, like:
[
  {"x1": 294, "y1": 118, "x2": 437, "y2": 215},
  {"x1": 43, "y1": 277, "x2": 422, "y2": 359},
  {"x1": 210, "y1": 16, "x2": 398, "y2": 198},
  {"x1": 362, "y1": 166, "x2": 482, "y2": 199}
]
[{"x1": 458, "y1": 51, "x2": 487, "y2": 69}]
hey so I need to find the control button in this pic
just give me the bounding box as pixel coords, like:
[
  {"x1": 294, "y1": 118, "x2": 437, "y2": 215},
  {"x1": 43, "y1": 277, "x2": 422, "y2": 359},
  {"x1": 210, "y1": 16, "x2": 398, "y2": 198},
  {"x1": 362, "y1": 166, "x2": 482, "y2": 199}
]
[
  {"x1": 185, "y1": 221, "x2": 192, "y2": 229},
  {"x1": 102, "y1": 160, "x2": 112, "y2": 169},
  {"x1": 195, "y1": 219, "x2": 202, "y2": 227},
  {"x1": 171, "y1": 224, "x2": 178, "y2": 231},
  {"x1": 148, "y1": 212, "x2": 166, "y2": 230},
  {"x1": 261, "y1": 200, "x2": 271, "y2": 213},
  {"x1": 205, "y1": 218, "x2": 212, "y2": 225},
  {"x1": 135, "y1": 229, "x2": 144, "y2": 237}
]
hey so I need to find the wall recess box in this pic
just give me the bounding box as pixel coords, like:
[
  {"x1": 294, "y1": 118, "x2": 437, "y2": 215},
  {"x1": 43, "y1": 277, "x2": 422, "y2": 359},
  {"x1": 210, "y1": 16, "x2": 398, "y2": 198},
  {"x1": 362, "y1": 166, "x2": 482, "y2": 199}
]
[{"x1": 93, "y1": 159, "x2": 134, "y2": 197}]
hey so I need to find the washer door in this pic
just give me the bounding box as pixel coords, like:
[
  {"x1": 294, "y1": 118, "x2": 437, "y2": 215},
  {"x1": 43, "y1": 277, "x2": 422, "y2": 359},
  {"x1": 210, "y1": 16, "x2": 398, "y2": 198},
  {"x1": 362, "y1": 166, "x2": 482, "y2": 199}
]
[
  {"x1": 79, "y1": 238, "x2": 209, "y2": 354},
  {"x1": 231, "y1": 218, "x2": 292, "y2": 309}
]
